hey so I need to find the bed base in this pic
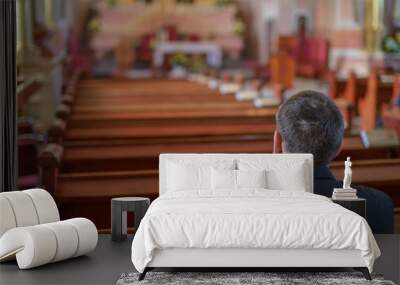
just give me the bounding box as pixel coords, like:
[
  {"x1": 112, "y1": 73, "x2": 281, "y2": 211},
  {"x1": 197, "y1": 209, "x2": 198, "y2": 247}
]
[
  {"x1": 138, "y1": 267, "x2": 371, "y2": 281},
  {"x1": 138, "y1": 248, "x2": 372, "y2": 281}
]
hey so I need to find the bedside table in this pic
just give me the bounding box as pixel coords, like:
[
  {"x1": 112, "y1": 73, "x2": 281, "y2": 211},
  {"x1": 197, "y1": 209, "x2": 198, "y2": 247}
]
[
  {"x1": 111, "y1": 197, "x2": 150, "y2": 242},
  {"x1": 331, "y1": 198, "x2": 366, "y2": 218}
]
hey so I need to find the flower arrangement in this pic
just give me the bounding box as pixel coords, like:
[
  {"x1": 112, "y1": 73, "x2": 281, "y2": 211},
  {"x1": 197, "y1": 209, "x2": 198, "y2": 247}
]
[
  {"x1": 170, "y1": 52, "x2": 206, "y2": 72},
  {"x1": 382, "y1": 32, "x2": 400, "y2": 54}
]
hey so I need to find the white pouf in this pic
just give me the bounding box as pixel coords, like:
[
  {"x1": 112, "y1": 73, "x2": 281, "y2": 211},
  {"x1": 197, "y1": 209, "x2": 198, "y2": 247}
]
[
  {"x1": 23, "y1": 188, "x2": 60, "y2": 223},
  {"x1": 1, "y1": 191, "x2": 40, "y2": 227},
  {"x1": 65, "y1": 218, "x2": 98, "y2": 257},
  {"x1": 42, "y1": 221, "x2": 79, "y2": 262},
  {"x1": 0, "y1": 226, "x2": 57, "y2": 268},
  {"x1": 0, "y1": 189, "x2": 98, "y2": 269},
  {"x1": 0, "y1": 196, "x2": 17, "y2": 237}
]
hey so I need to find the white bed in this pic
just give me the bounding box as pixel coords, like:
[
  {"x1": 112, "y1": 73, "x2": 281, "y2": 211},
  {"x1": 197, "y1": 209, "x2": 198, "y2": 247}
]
[{"x1": 131, "y1": 154, "x2": 380, "y2": 280}]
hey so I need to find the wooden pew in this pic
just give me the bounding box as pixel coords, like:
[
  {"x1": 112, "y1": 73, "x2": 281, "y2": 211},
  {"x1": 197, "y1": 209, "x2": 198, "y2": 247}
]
[
  {"x1": 326, "y1": 71, "x2": 367, "y2": 109},
  {"x1": 62, "y1": 121, "x2": 276, "y2": 144},
  {"x1": 62, "y1": 80, "x2": 277, "y2": 128},
  {"x1": 383, "y1": 74, "x2": 400, "y2": 136},
  {"x1": 48, "y1": 77, "x2": 400, "y2": 231},
  {"x1": 61, "y1": 77, "x2": 397, "y2": 157},
  {"x1": 271, "y1": 53, "x2": 296, "y2": 85},
  {"x1": 52, "y1": 100, "x2": 278, "y2": 144},
  {"x1": 51, "y1": 103, "x2": 351, "y2": 145},
  {"x1": 359, "y1": 71, "x2": 393, "y2": 130},
  {"x1": 50, "y1": 116, "x2": 277, "y2": 146},
  {"x1": 73, "y1": 88, "x2": 235, "y2": 103},
  {"x1": 17, "y1": 79, "x2": 42, "y2": 115},
  {"x1": 324, "y1": 71, "x2": 357, "y2": 130},
  {"x1": 326, "y1": 70, "x2": 398, "y2": 132},
  {"x1": 383, "y1": 108, "x2": 400, "y2": 137},
  {"x1": 72, "y1": 101, "x2": 263, "y2": 114},
  {"x1": 68, "y1": 108, "x2": 276, "y2": 129},
  {"x1": 60, "y1": 136, "x2": 400, "y2": 173},
  {"x1": 326, "y1": 70, "x2": 346, "y2": 99},
  {"x1": 75, "y1": 80, "x2": 229, "y2": 100},
  {"x1": 343, "y1": 72, "x2": 367, "y2": 113},
  {"x1": 54, "y1": 77, "x2": 397, "y2": 170}
]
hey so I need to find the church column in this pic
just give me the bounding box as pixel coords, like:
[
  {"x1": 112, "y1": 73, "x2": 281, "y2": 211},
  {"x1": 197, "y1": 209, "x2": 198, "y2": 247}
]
[
  {"x1": 17, "y1": 0, "x2": 66, "y2": 133},
  {"x1": 16, "y1": 0, "x2": 47, "y2": 132},
  {"x1": 16, "y1": 0, "x2": 40, "y2": 68},
  {"x1": 16, "y1": 0, "x2": 23, "y2": 57},
  {"x1": 34, "y1": 0, "x2": 46, "y2": 24},
  {"x1": 364, "y1": 0, "x2": 384, "y2": 53},
  {"x1": 44, "y1": 0, "x2": 61, "y2": 53},
  {"x1": 329, "y1": 0, "x2": 366, "y2": 72},
  {"x1": 44, "y1": 0, "x2": 55, "y2": 30}
]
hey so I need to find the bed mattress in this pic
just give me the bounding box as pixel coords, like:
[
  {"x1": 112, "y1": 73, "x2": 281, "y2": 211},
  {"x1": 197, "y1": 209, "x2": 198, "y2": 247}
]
[{"x1": 131, "y1": 190, "x2": 380, "y2": 273}]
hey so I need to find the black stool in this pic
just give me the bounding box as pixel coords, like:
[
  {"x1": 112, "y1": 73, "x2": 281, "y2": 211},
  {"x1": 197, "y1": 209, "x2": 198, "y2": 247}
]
[{"x1": 111, "y1": 197, "x2": 150, "y2": 242}]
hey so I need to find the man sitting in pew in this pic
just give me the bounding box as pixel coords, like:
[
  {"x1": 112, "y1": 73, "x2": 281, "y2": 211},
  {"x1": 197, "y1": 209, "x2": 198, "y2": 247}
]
[{"x1": 273, "y1": 90, "x2": 394, "y2": 234}]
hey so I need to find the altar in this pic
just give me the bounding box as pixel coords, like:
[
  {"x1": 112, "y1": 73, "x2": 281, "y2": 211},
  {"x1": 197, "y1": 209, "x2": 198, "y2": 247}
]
[{"x1": 153, "y1": 41, "x2": 223, "y2": 68}]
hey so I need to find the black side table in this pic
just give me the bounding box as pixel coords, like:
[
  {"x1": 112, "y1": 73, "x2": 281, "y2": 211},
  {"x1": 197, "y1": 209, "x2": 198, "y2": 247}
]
[
  {"x1": 332, "y1": 198, "x2": 366, "y2": 218},
  {"x1": 111, "y1": 197, "x2": 150, "y2": 242}
]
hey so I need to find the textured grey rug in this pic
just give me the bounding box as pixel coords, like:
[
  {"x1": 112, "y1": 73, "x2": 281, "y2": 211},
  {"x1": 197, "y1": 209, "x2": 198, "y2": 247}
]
[{"x1": 116, "y1": 271, "x2": 395, "y2": 285}]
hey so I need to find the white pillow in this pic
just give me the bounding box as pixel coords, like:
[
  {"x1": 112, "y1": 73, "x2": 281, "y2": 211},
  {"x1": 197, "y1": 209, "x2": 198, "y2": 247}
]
[
  {"x1": 268, "y1": 164, "x2": 306, "y2": 191},
  {"x1": 167, "y1": 162, "x2": 211, "y2": 191},
  {"x1": 237, "y1": 169, "x2": 267, "y2": 189},
  {"x1": 211, "y1": 169, "x2": 267, "y2": 191},
  {"x1": 166, "y1": 159, "x2": 236, "y2": 192},
  {"x1": 238, "y1": 159, "x2": 307, "y2": 191},
  {"x1": 211, "y1": 168, "x2": 236, "y2": 190}
]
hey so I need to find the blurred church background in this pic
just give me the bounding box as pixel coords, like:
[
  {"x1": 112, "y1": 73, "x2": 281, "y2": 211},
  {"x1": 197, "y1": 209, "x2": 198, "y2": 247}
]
[{"x1": 16, "y1": 0, "x2": 400, "y2": 232}]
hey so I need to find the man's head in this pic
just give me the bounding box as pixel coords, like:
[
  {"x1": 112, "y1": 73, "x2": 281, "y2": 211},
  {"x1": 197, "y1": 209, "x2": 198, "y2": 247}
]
[{"x1": 274, "y1": 90, "x2": 344, "y2": 166}]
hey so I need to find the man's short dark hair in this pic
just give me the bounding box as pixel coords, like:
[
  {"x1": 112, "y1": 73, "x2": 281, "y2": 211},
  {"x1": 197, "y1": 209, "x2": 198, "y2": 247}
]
[{"x1": 276, "y1": 90, "x2": 344, "y2": 166}]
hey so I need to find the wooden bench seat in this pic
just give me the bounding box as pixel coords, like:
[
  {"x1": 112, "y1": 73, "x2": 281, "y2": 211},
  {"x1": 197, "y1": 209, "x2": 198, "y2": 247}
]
[
  {"x1": 68, "y1": 108, "x2": 276, "y2": 128},
  {"x1": 383, "y1": 108, "x2": 400, "y2": 137},
  {"x1": 74, "y1": 95, "x2": 235, "y2": 104},
  {"x1": 327, "y1": 70, "x2": 397, "y2": 131},
  {"x1": 65, "y1": 123, "x2": 276, "y2": 141},
  {"x1": 61, "y1": 136, "x2": 399, "y2": 172},
  {"x1": 72, "y1": 101, "x2": 257, "y2": 113}
]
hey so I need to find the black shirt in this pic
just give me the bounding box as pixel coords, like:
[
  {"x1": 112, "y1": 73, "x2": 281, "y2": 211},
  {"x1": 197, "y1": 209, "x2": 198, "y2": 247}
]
[{"x1": 314, "y1": 165, "x2": 394, "y2": 234}]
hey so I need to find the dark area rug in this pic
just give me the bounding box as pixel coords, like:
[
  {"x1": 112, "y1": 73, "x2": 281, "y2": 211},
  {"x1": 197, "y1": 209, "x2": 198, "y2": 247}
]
[{"x1": 116, "y1": 271, "x2": 396, "y2": 285}]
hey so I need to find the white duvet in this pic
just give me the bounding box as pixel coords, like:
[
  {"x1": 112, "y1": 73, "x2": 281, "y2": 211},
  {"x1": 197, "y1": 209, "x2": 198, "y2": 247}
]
[{"x1": 131, "y1": 190, "x2": 380, "y2": 273}]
